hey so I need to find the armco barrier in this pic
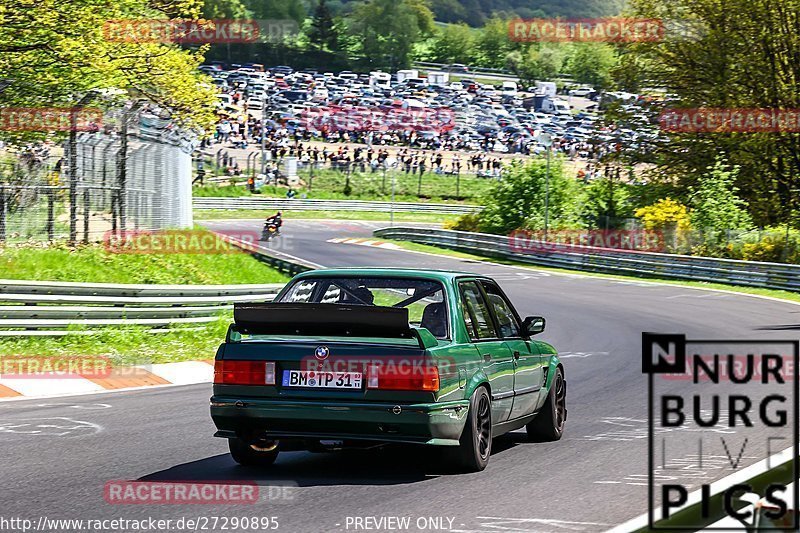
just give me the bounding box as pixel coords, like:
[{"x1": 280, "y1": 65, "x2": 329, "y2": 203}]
[
  {"x1": 0, "y1": 282, "x2": 283, "y2": 335},
  {"x1": 373, "y1": 227, "x2": 800, "y2": 292},
  {"x1": 0, "y1": 236, "x2": 312, "y2": 336},
  {"x1": 193, "y1": 197, "x2": 481, "y2": 215}
]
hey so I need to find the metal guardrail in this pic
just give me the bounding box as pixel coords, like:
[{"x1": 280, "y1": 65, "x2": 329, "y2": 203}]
[
  {"x1": 412, "y1": 61, "x2": 517, "y2": 79},
  {"x1": 193, "y1": 197, "x2": 481, "y2": 215},
  {"x1": 0, "y1": 279, "x2": 285, "y2": 298},
  {"x1": 0, "y1": 280, "x2": 284, "y2": 335},
  {"x1": 0, "y1": 232, "x2": 314, "y2": 336},
  {"x1": 373, "y1": 227, "x2": 800, "y2": 293}
]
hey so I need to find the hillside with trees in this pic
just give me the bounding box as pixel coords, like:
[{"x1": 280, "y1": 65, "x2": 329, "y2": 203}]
[
  {"x1": 203, "y1": 0, "x2": 625, "y2": 29},
  {"x1": 329, "y1": 0, "x2": 625, "y2": 26},
  {"x1": 203, "y1": 0, "x2": 622, "y2": 83}
]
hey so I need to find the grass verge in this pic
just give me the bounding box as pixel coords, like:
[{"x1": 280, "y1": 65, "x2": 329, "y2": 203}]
[
  {"x1": 194, "y1": 209, "x2": 452, "y2": 224},
  {"x1": 0, "y1": 234, "x2": 289, "y2": 364},
  {"x1": 0, "y1": 239, "x2": 289, "y2": 284},
  {"x1": 193, "y1": 168, "x2": 492, "y2": 204},
  {"x1": 0, "y1": 318, "x2": 231, "y2": 364}
]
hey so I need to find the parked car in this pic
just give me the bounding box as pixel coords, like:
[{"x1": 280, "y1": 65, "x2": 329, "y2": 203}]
[
  {"x1": 447, "y1": 63, "x2": 470, "y2": 73},
  {"x1": 568, "y1": 87, "x2": 594, "y2": 97},
  {"x1": 216, "y1": 94, "x2": 233, "y2": 107},
  {"x1": 245, "y1": 97, "x2": 263, "y2": 110},
  {"x1": 210, "y1": 269, "x2": 566, "y2": 472}
]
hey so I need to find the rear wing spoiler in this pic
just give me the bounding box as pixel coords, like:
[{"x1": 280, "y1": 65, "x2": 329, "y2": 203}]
[{"x1": 228, "y1": 303, "x2": 438, "y2": 349}]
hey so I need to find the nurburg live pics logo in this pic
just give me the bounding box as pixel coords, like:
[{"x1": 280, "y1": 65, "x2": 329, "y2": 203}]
[{"x1": 642, "y1": 333, "x2": 799, "y2": 530}]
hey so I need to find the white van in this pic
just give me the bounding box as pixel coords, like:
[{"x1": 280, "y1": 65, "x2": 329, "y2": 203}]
[
  {"x1": 427, "y1": 71, "x2": 449, "y2": 86},
  {"x1": 311, "y1": 87, "x2": 329, "y2": 101},
  {"x1": 246, "y1": 97, "x2": 264, "y2": 110},
  {"x1": 535, "y1": 81, "x2": 557, "y2": 97},
  {"x1": 396, "y1": 69, "x2": 419, "y2": 84},
  {"x1": 370, "y1": 71, "x2": 391, "y2": 90},
  {"x1": 502, "y1": 81, "x2": 518, "y2": 94},
  {"x1": 554, "y1": 100, "x2": 571, "y2": 116}
]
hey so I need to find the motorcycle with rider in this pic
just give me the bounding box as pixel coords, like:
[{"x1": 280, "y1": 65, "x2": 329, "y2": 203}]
[{"x1": 261, "y1": 211, "x2": 283, "y2": 241}]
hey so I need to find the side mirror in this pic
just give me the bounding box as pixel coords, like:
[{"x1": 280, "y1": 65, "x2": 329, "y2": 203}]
[{"x1": 522, "y1": 316, "x2": 545, "y2": 336}]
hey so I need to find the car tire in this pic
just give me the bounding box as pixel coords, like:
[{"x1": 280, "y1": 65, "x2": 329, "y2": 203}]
[
  {"x1": 450, "y1": 386, "x2": 492, "y2": 472},
  {"x1": 527, "y1": 366, "x2": 566, "y2": 442},
  {"x1": 229, "y1": 437, "x2": 279, "y2": 467}
]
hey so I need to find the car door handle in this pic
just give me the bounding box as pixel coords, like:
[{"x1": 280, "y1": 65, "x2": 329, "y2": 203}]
[
  {"x1": 483, "y1": 353, "x2": 492, "y2": 362},
  {"x1": 513, "y1": 351, "x2": 521, "y2": 360}
]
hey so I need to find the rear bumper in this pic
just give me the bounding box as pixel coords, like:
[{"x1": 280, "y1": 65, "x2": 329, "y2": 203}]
[{"x1": 210, "y1": 396, "x2": 470, "y2": 446}]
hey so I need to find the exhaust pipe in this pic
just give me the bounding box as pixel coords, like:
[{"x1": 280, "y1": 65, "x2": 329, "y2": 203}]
[{"x1": 247, "y1": 432, "x2": 279, "y2": 452}]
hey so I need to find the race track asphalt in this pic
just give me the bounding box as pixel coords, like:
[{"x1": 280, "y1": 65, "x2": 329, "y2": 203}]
[{"x1": 2, "y1": 218, "x2": 798, "y2": 533}]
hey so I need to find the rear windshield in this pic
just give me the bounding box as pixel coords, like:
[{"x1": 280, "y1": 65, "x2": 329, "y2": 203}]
[{"x1": 278, "y1": 277, "x2": 449, "y2": 339}]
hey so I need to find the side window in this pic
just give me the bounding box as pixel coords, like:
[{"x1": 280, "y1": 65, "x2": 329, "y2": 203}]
[
  {"x1": 482, "y1": 282, "x2": 521, "y2": 338},
  {"x1": 281, "y1": 280, "x2": 317, "y2": 302},
  {"x1": 320, "y1": 284, "x2": 342, "y2": 303},
  {"x1": 459, "y1": 282, "x2": 498, "y2": 340}
]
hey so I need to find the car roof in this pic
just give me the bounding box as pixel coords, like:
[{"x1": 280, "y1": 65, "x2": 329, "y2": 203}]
[{"x1": 292, "y1": 268, "x2": 487, "y2": 283}]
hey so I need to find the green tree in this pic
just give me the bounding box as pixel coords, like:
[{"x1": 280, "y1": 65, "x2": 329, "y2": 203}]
[
  {"x1": 348, "y1": 0, "x2": 434, "y2": 70},
  {"x1": 610, "y1": 49, "x2": 652, "y2": 93},
  {"x1": 512, "y1": 44, "x2": 564, "y2": 83},
  {"x1": 627, "y1": 0, "x2": 800, "y2": 226},
  {"x1": 689, "y1": 159, "x2": 753, "y2": 232},
  {"x1": 564, "y1": 43, "x2": 616, "y2": 89},
  {"x1": 476, "y1": 158, "x2": 581, "y2": 234},
  {"x1": 242, "y1": 0, "x2": 306, "y2": 24},
  {"x1": 474, "y1": 16, "x2": 512, "y2": 69},
  {"x1": 203, "y1": 0, "x2": 251, "y2": 19},
  {"x1": 430, "y1": 23, "x2": 475, "y2": 64},
  {"x1": 0, "y1": 0, "x2": 217, "y2": 141},
  {"x1": 427, "y1": 0, "x2": 467, "y2": 24},
  {"x1": 307, "y1": 0, "x2": 340, "y2": 51},
  {"x1": 582, "y1": 176, "x2": 634, "y2": 228}
]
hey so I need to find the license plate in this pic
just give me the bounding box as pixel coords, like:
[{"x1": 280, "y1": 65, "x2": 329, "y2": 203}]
[{"x1": 282, "y1": 370, "x2": 363, "y2": 389}]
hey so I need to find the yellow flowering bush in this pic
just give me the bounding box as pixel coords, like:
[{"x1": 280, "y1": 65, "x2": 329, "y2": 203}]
[{"x1": 635, "y1": 198, "x2": 691, "y2": 230}]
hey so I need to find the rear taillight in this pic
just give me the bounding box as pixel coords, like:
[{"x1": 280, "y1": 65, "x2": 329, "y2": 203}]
[
  {"x1": 366, "y1": 364, "x2": 439, "y2": 391},
  {"x1": 214, "y1": 361, "x2": 275, "y2": 385}
]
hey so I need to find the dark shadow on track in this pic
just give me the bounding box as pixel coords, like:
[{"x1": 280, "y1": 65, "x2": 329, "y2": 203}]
[{"x1": 138, "y1": 433, "x2": 531, "y2": 487}]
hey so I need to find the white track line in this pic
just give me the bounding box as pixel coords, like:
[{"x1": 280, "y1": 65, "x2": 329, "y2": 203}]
[{"x1": 606, "y1": 446, "x2": 795, "y2": 532}]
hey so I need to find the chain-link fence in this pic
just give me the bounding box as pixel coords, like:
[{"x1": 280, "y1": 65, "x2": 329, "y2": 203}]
[
  {"x1": 193, "y1": 147, "x2": 500, "y2": 202},
  {"x1": 0, "y1": 101, "x2": 195, "y2": 243}
]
